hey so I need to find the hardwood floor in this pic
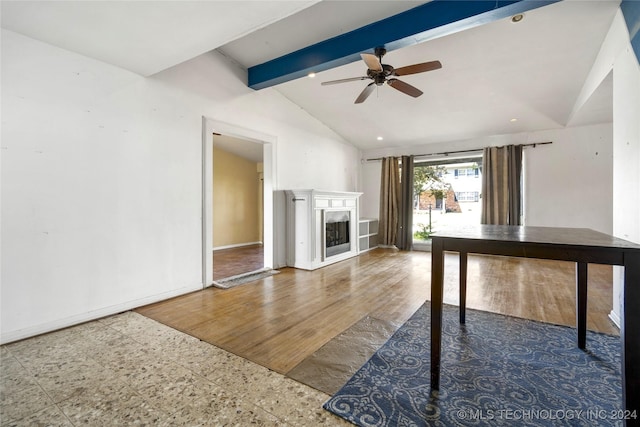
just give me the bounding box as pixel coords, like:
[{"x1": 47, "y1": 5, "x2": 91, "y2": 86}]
[
  {"x1": 136, "y1": 248, "x2": 618, "y2": 375},
  {"x1": 213, "y1": 244, "x2": 264, "y2": 280}
]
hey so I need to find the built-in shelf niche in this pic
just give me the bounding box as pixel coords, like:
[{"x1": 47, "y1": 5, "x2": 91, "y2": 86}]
[{"x1": 358, "y1": 218, "x2": 379, "y2": 253}]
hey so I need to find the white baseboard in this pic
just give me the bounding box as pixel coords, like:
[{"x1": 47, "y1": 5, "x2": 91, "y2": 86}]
[
  {"x1": 0, "y1": 284, "x2": 202, "y2": 345},
  {"x1": 212, "y1": 241, "x2": 263, "y2": 252},
  {"x1": 608, "y1": 310, "x2": 621, "y2": 329}
]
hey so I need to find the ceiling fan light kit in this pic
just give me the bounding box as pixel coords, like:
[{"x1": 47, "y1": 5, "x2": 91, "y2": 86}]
[{"x1": 321, "y1": 46, "x2": 442, "y2": 104}]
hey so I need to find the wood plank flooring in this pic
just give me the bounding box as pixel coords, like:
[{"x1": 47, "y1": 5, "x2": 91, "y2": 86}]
[
  {"x1": 136, "y1": 248, "x2": 618, "y2": 375},
  {"x1": 213, "y1": 244, "x2": 263, "y2": 280}
]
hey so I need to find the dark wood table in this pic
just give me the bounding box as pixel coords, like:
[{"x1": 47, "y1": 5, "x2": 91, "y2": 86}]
[{"x1": 430, "y1": 225, "x2": 640, "y2": 425}]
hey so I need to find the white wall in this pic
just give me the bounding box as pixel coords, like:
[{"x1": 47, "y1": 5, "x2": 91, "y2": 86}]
[
  {"x1": 612, "y1": 21, "x2": 640, "y2": 244},
  {"x1": 572, "y1": 9, "x2": 640, "y2": 326},
  {"x1": 2, "y1": 30, "x2": 202, "y2": 343},
  {"x1": 1, "y1": 29, "x2": 360, "y2": 343},
  {"x1": 524, "y1": 124, "x2": 613, "y2": 233},
  {"x1": 611, "y1": 20, "x2": 640, "y2": 326},
  {"x1": 360, "y1": 161, "x2": 382, "y2": 219}
]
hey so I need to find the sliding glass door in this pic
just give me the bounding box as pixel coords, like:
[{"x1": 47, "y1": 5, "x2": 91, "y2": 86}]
[{"x1": 412, "y1": 156, "x2": 482, "y2": 249}]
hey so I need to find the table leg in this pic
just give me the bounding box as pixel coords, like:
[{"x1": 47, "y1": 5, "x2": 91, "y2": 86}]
[
  {"x1": 576, "y1": 262, "x2": 587, "y2": 350},
  {"x1": 459, "y1": 251, "x2": 468, "y2": 324},
  {"x1": 622, "y1": 251, "x2": 640, "y2": 426},
  {"x1": 430, "y1": 238, "x2": 445, "y2": 390}
]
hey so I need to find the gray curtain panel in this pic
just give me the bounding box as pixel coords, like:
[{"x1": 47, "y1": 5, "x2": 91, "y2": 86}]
[
  {"x1": 507, "y1": 144, "x2": 523, "y2": 224},
  {"x1": 481, "y1": 145, "x2": 523, "y2": 225},
  {"x1": 396, "y1": 155, "x2": 414, "y2": 251},
  {"x1": 379, "y1": 157, "x2": 400, "y2": 246}
]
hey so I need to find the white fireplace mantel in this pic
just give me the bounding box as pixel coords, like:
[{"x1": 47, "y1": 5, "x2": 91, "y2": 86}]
[{"x1": 285, "y1": 190, "x2": 362, "y2": 270}]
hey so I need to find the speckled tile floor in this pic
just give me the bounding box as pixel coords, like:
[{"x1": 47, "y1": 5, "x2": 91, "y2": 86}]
[{"x1": 0, "y1": 312, "x2": 351, "y2": 426}]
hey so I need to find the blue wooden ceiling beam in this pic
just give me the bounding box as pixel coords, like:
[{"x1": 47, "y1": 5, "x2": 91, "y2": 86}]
[
  {"x1": 621, "y1": 0, "x2": 640, "y2": 63},
  {"x1": 248, "y1": 0, "x2": 559, "y2": 90}
]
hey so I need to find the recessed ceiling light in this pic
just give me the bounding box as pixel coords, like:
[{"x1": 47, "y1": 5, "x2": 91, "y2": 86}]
[
  {"x1": 377, "y1": 136, "x2": 384, "y2": 141},
  {"x1": 510, "y1": 118, "x2": 518, "y2": 122},
  {"x1": 307, "y1": 72, "x2": 316, "y2": 78},
  {"x1": 511, "y1": 14, "x2": 524, "y2": 23}
]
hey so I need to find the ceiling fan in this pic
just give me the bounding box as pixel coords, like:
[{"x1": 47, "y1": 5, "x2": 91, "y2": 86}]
[{"x1": 321, "y1": 47, "x2": 442, "y2": 104}]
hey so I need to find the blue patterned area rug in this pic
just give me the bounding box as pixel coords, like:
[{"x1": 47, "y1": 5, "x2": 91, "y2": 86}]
[{"x1": 324, "y1": 303, "x2": 623, "y2": 426}]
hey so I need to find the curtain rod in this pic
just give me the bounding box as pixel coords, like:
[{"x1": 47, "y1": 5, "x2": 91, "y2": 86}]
[{"x1": 364, "y1": 141, "x2": 553, "y2": 162}]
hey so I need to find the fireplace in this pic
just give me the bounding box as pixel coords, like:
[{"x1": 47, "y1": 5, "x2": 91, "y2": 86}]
[
  {"x1": 285, "y1": 190, "x2": 362, "y2": 270},
  {"x1": 325, "y1": 211, "x2": 350, "y2": 257}
]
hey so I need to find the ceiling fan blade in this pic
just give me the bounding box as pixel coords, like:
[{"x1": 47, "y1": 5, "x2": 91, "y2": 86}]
[
  {"x1": 355, "y1": 82, "x2": 376, "y2": 104},
  {"x1": 361, "y1": 53, "x2": 382, "y2": 72},
  {"x1": 321, "y1": 76, "x2": 368, "y2": 86},
  {"x1": 394, "y1": 60, "x2": 442, "y2": 76},
  {"x1": 387, "y1": 78, "x2": 423, "y2": 98}
]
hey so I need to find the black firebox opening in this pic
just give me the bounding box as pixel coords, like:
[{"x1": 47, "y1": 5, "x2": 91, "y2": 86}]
[{"x1": 326, "y1": 211, "x2": 351, "y2": 257}]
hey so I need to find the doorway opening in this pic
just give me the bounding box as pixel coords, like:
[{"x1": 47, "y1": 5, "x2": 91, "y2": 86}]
[
  {"x1": 211, "y1": 134, "x2": 264, "y2": 281},
  {"x1": 412, "y1": 155, "x2": 482, "y2": 249},
  {"x1": 201, "y1": 118, "x2": 276, "y2": 287}
]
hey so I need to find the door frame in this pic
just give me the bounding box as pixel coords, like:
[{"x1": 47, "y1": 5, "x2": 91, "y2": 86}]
[{"x1": 201, "y1": 117, "x2": 277, "y2": 287}]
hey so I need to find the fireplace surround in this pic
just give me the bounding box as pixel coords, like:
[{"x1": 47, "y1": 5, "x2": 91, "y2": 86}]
[{"x1": 285, "y1": 190, "x2": 362, "y2": 270}]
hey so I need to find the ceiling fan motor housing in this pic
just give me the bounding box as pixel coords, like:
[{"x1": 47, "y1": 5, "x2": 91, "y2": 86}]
[{"x1": 368, "y1": 64, "x2": 395, "y2": 85}]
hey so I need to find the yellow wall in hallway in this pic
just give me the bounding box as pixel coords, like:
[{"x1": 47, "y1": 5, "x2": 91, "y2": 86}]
[{"x1": 213, "y1": 146, "x2": 260, "y2": 248}]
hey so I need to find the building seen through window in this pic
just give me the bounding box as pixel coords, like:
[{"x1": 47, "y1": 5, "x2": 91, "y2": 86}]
[{"x1": 413, "y1": 158, "x2": 482, "y2": 246}]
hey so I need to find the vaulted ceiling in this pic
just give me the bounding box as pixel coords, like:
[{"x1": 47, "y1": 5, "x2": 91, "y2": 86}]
[
  {"x1": 271, "y1": 0, "x2": 619, "y2": 150},
  {"x1": 1, "y1": 0, "x2": 622, "y2": 153}
]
